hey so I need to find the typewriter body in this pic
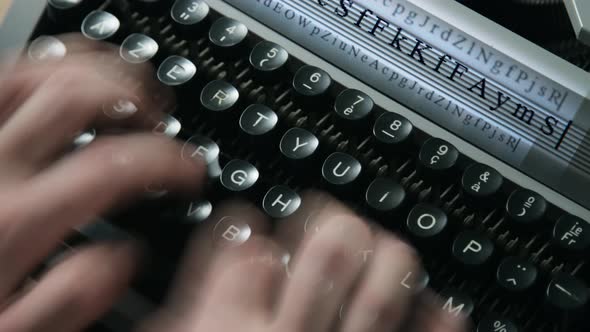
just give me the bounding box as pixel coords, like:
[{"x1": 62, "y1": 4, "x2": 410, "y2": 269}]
[{"x1": 0, "y1": 0, "x2": 589, "y2": 331}]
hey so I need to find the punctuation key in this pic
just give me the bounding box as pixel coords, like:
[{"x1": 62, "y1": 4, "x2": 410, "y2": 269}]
[
  {"x1": 552, "y1": 215, "x2": 590, "y2": 254},
  {"x1": 506, "y1": 189, "x2": 547, "y2": 229},
  {"x1": 546, "y1": 273, "x2": 589, "y2": 312},
  {"x1": 496, "y1": 256, "x2": 538, "y2": 294},
  {"x1": 476, "y1": 313, "x2": 519, "y2": 332}
]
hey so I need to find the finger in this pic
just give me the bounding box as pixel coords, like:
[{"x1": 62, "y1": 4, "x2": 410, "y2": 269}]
[
  {"x1": 274, "y1": 213, "x2": 373, "y2": 332},
  {"x1": 0, "y1": 62, "x2": 172, "y2": 177},
  {"x1": 408, "y1": 292, "x2": 469, "y2": 332},
  {"x1": 165, "y1": 201, "x2": 272, "y2": 316},
  {"x1": 198, "y1": 236, "x2": 287, "y2": 321},
  {"x1": 0, "y1": 133, "x2": 205, "y2": 299},
  {"x1": 29, "y1": 33, "x2": 117, "y2": 59},
  {"x1": 274, "y1": 190, "x2": 355, "y2": 257},
  {"x1": 339, "y1": 233, "x2": 421, "y2": 332},
  {"x1": 0, "y1": 34, "x2": 168, "y2": 124},
  {"x1": 0, "y1": 242, "x2": 139, "y2": 332}
]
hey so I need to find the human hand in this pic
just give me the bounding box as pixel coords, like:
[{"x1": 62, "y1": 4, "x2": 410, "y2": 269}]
[
  {"x1": 139, "y1": 193, "x2": 468, "y2": 332},
  {"x1": 0, "y1": 34, "x2": 467, "y2": 332},
  {"x1": 0, "y1": 34, "x2": 206, "y2": 331}
]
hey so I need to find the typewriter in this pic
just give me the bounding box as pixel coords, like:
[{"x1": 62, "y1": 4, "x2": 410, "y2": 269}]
[{"x1": 0, "y1": 0, "x2": 589, "y2": 331}]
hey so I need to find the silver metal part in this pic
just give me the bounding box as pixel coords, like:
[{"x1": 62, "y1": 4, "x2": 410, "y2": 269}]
[
  {"x1": 564, "y1": 0, "x2": 590, "y2": 46},
  {"x1": 211, "y1": 0, "x2": 590, "y2": 221}
]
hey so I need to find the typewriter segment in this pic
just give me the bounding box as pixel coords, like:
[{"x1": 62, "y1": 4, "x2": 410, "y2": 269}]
[{"x1": 31, "y1": 1, "x2": 589, "y2": 331}]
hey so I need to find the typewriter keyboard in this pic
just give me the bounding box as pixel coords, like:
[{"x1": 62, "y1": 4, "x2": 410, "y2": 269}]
[{"x1": 30, "y1": 1, "x2": 590, "y2": 331}]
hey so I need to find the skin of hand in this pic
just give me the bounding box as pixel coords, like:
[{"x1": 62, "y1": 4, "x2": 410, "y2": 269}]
[{"x1": 0, "y1": 35, "x2": 468, "y2": 332}]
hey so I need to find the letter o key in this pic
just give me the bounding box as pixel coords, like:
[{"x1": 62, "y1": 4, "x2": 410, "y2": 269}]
[
  {"x1": 406, "y1": 204, "x2": 448, "y2": 239},
  {"x1": 417, "y1": 214, "x2": 436, "y2": 230}
]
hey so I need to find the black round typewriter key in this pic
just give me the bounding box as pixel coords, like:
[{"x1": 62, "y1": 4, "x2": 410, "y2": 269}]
[
  {"x1": 439, "y1": 289, "x2": 474, "y2": 318},
  {"x1": 546, "y1": 273, "x2": 589, "y2": 311},
  {"x1": 239, "y1": 104, "x2": 279, "y2": 154},
  {"x1": 179, "y1": 200, "x2": 213, "y2": 225},
  {"x1": 461, "y1": 163, "x2": 504, "y2": 209},
  {"x1": 250, "y1": 41, "x2": 289, "y2": 83},
  {"x1": 28, "y1": 35, "x2": 68, "y2": 62},
  {"x1": 81, "y1": 10, "x2": 122, "y2": 42},
  {"x1": 152, "y1": 114, "x2": 182, "y2": 138},
  {"x1": 398, "y1": 269, "x2": 429, "y2": 293},
  {"x1": 552, "y1": 215, "x2": 590, "y2": 252},
  {"x1": 506, "y1": 189, "x2": 547, "y2": 227},
  {"x1": 157, "y1": 55, "x2": 197, "y2": 87},
  {"x1": 200, "y1": 80, "x2": 240, "y2": 112},
  {"x1": 406, "y1": 204, "x2": 448, "y2": 245},
  {"x1": 279, "y1": 128, "x2": 321, "y2": 176},
  {"x1": 262, "y1": 185, "x2": 302, "y2": 219},
  {"x1": 239, "y1": 104, "x2": 278, "y2": 137},
  {"x1": 220, "y1": 160, "x2": 259, "y2": 193},
  {"x1": 334, "y1": 89, "x2": 374, "y2": 120},
  {"x1": 119, "y1": 33, "x2": 159, "y2": 64},
  {"x1": 182, "y1": 135, "x2": 222, "y2": 178},
  {"x1": 477, "y1": 313, "x2": 519, "y2": 332},
  {"x1": 321, "y1": 152, "x2": 363, "y2": 198},
  {"x1": 292, "y1": 65, "x2": 332, "y2": 106},
  {"x1": 322, "y1": 152, "x2": 362, "y2": 186},
  {"x1": 452, "y1": 231, "x2": 494, "y2": 267},
  {"x1": 365, "y1": 177, "x2": 406, "y2": 213},
  {"x1": 280, "y1": 128, "x2": 320, "y2": 161},
  {"x1": 418, "y1": 138, "x2": 459, "y2": 178},
  {"x1": 334, "y1": 89, "x2": 374, "y2": 130},
  {"x1": 209, "y1": 17, "x2": 248, "y2": 59},
  {"x1": 170, "y1": 0, "x2": 210, "y2": 35},
  {"x1": 496, "y1": 256, "x2": 537, "y2": 292},
  {"x1": 373, "y1": 112, "x2": 413, "y2": 151}
]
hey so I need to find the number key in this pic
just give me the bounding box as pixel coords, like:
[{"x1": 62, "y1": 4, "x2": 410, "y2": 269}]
[
  {"x1": 334, "y1": 89, "x2": 374, "y2": 121},
  {"x1": 373, "y1": 112, "x2": 413, "y2": 154},
  {"x1": 292, "y1": 65, "x2": 332, "y2": 106},
  {"x1": 249, "y1": 41, "x2": 289, "y2": 83},
  {"x1": 209, "y1": 17, "x2": 248, "y2": 59},
  {"x1": 171, "y1": 0, "x2": 209, "y2": 36},
  {"x1": 417, "y1": 137, "x2": 460, "y2": 181}
]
